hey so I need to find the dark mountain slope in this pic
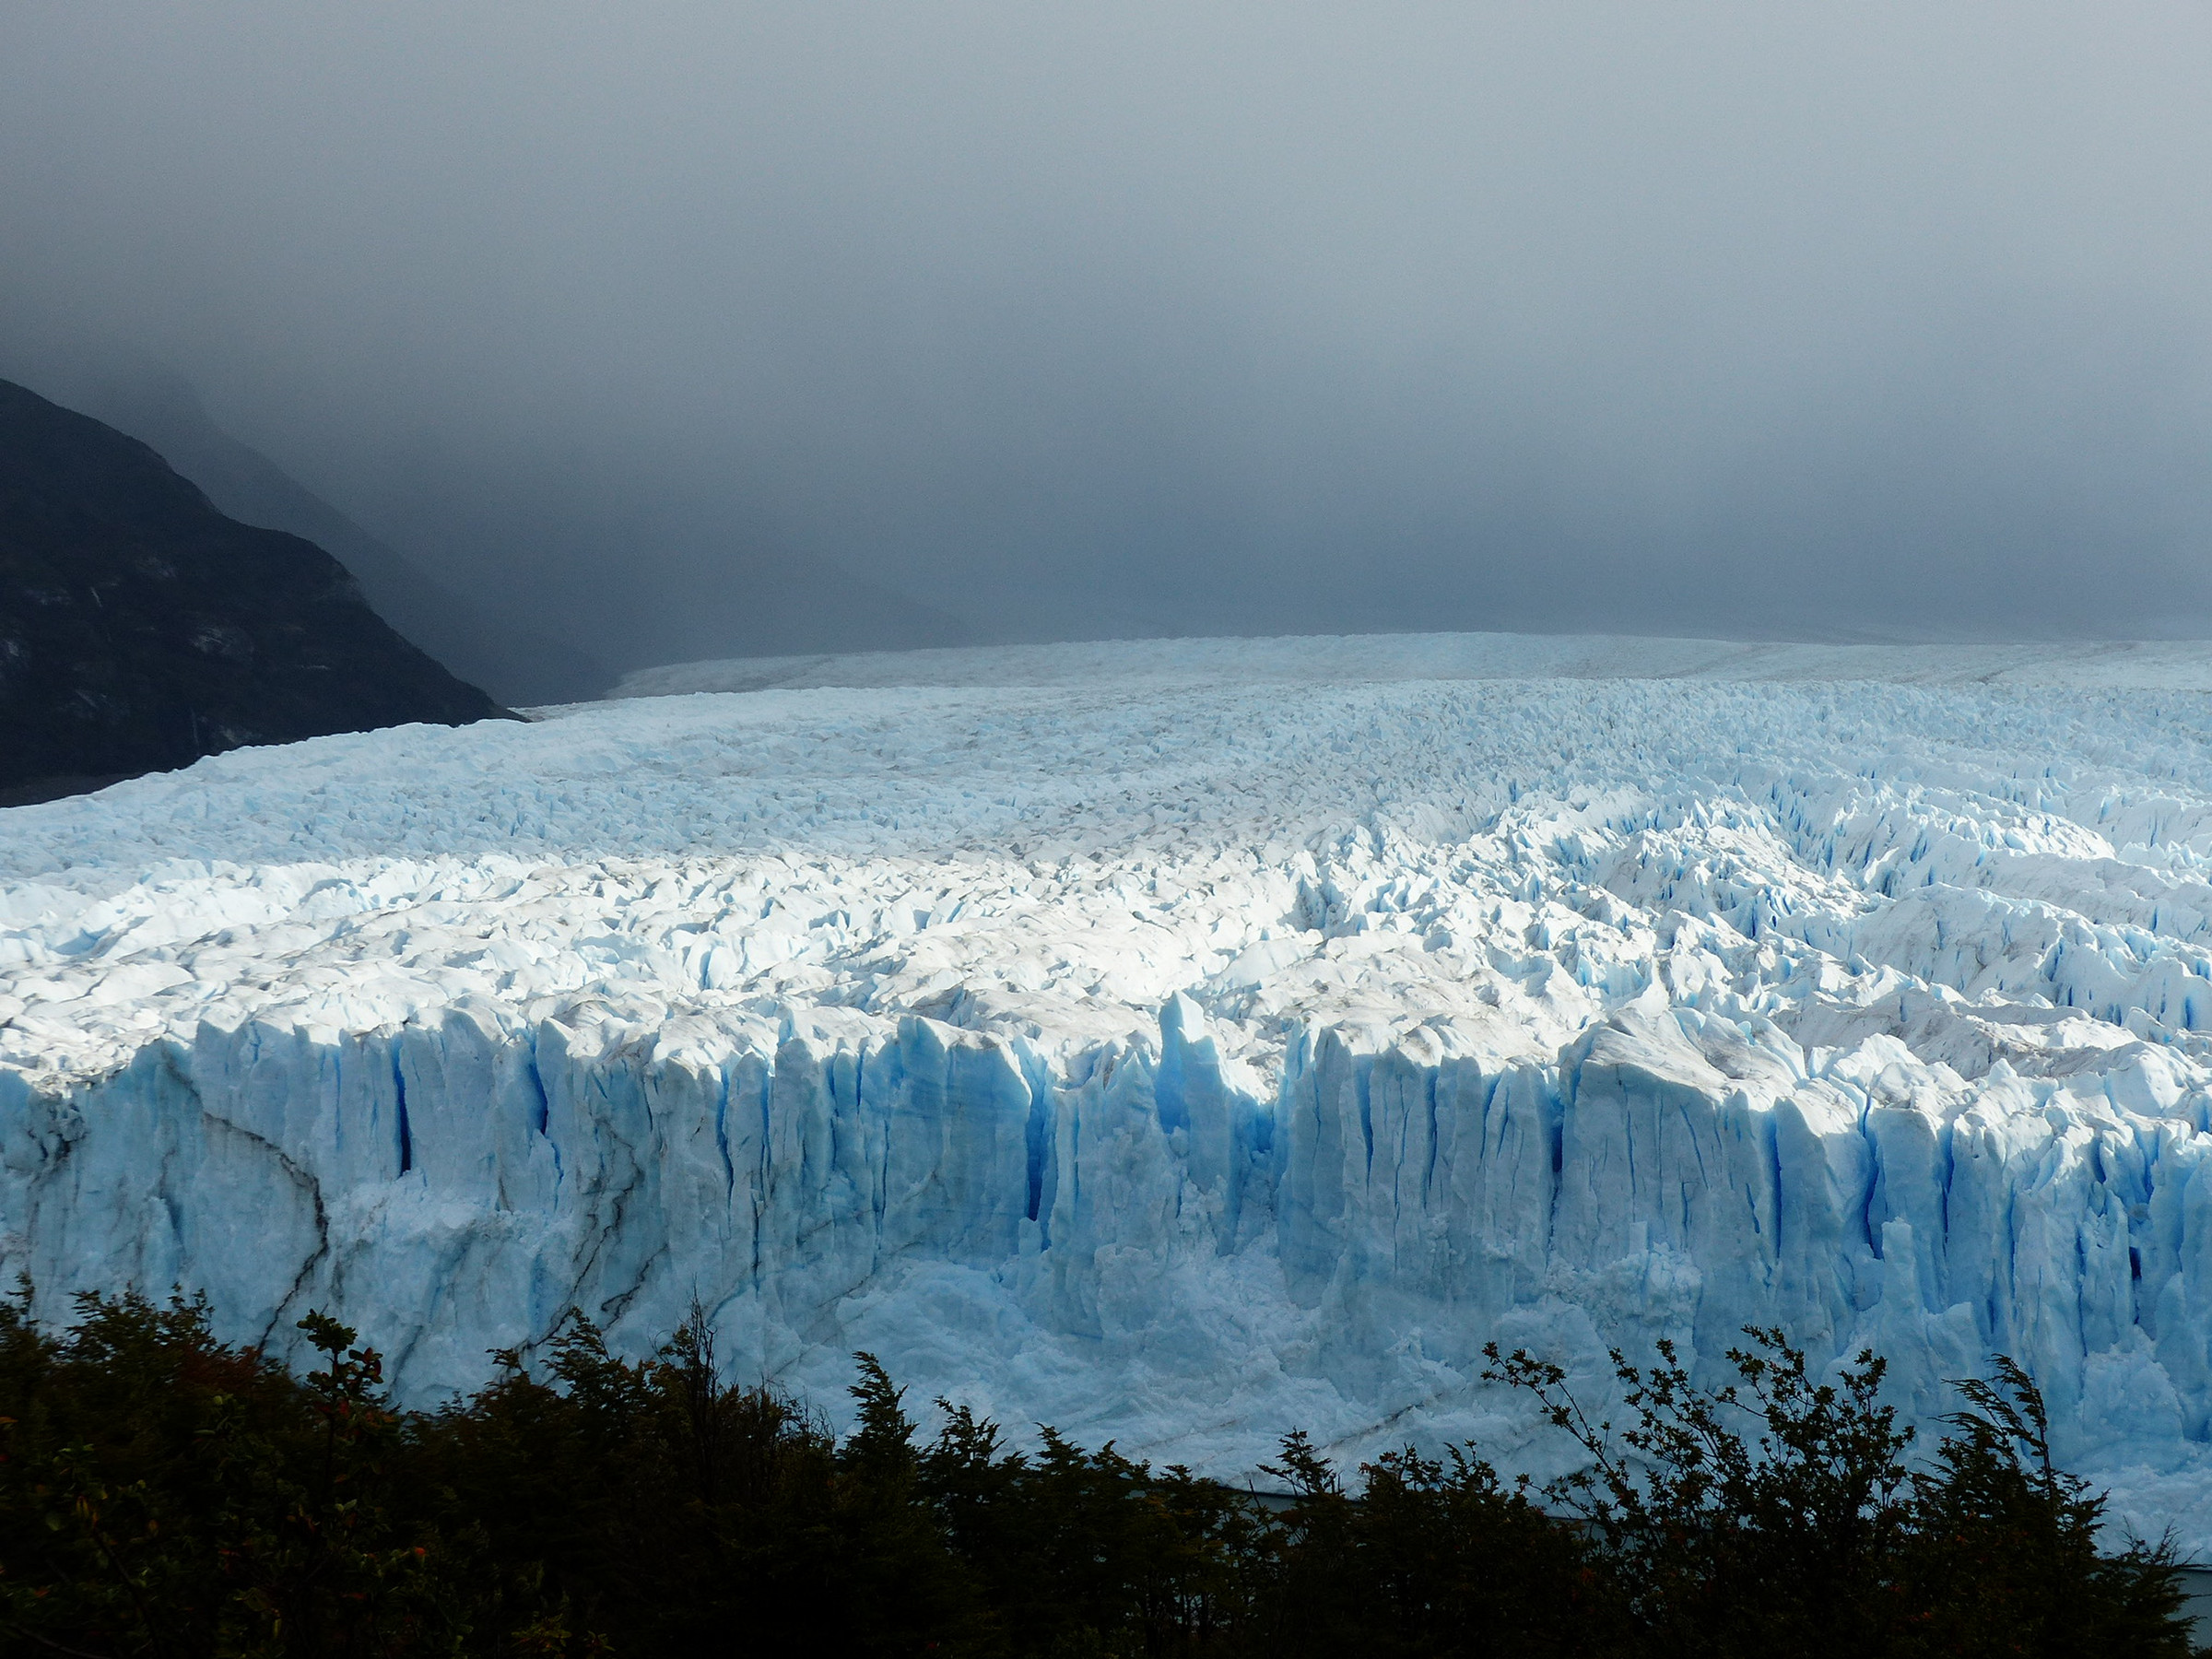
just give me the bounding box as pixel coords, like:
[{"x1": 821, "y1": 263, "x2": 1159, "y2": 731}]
[
  {"x1": 0, "y1": 377, "x2": 504, "y2": 794},
  {"x1": 53, "y1": 371, "x2": 607, "y2": 706}
]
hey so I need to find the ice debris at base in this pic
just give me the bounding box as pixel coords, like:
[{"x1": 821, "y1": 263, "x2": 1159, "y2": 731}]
[{"x1": 7, "y1": 632, "x2": 2212, "y2": 1544}]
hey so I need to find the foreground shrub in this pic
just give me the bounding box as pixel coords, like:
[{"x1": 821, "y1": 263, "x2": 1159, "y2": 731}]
[
  {"x1": 0, "y1": 1288, "x2": 2197, "y2": 1656},
  {"x1": 0, "y1": 1291, "x2": 459, "y2": 1655},
  {"x1": 1487, "y1": 1331, "x2": 2198, "y2": 1659}
]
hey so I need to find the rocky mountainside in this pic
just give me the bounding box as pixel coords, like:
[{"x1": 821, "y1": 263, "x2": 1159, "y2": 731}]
[
  {"x1": 6, "y1": 354, "x2": 974, "y2": 697},
  {"x1": 58, "y1": 370, "x2": 607, "y2": 706},
  {"x1": 0, "y1": 378, "x2": 504, "y2": 797}
]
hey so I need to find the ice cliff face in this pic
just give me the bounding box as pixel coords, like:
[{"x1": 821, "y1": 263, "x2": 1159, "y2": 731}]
[{"x1": 6, "y1": 635, "x2": 2212, "y2": 1541}]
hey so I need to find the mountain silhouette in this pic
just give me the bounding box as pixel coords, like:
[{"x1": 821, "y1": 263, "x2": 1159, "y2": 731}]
[
  {"x1": 0, "y1": 378, "x2": 505, "y2": 800},
  {"x1": 54, "y1": 368, "x2": 607, "y2": 706}
]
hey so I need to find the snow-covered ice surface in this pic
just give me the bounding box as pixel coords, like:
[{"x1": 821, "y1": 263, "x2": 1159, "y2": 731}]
[
  {"x1": 9, "y1": 631, "x2": 2212, "y2": 1543},
  {"x1": 613, "y1": 631, "x2": 2212, "y2": 698}
]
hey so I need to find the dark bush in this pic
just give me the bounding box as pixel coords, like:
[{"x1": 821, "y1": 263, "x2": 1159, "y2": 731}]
[
  {"x1": 0, "y1": 1287, "x2": 2197, "y2": 1657},
  {"x1": 0, "y1": 1288, "x2": 460, "y2": 1655},
  {"x1": 1485, "y1": 1330, "x2": 2200, "y2": 1659}
]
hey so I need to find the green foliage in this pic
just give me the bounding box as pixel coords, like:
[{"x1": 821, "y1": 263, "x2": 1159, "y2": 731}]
[
  {"x1": 923, "y1": 1418, "x2": 1264, "y2": 1654},
  {"x1": 1485, "y1": 1331, "x2": 2205, "y2": 1659},
  {"x1": 1485, "y1": 1329, "x2": 1918, "y2": 1656},
  {"x1": 1898, "y1": 1357, "x2": 2196, "y2": 1654},
  {"x1": 0, "y1": 1288, "x2": 461, "y2": 1656},
  {"x1": 1267, "y1": 1441, "x2": 1625, "y2": 1658},
  {"x1": 0, "y1": 1287, "x2": 2198, "y2": 1658},
  {"x1": 415, "y1": 1306, "x2": 982, "y2": 1655},
  {"x1": 842, "y1": 1351, "x2": 920, "y2": 1487}
]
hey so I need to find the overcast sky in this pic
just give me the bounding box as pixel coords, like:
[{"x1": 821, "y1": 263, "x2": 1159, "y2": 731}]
[{"x1": 5, "y1": 3, "x2": 2211, "y2": 673}]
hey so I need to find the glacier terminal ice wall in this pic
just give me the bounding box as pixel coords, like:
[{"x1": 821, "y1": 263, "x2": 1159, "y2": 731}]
[{"x1": 6, "y1": 637, "x2": 2212, "y2": 1542}]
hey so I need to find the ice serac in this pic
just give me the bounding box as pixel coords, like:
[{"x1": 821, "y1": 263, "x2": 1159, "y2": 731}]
[{"x1": 6, "y1": 640, "x2": 2212, "y2": 1543}]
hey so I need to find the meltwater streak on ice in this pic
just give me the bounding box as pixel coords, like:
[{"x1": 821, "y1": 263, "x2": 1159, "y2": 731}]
[{"x1": 6, "y1": 637, "x2": 2212, "y2": 1541}]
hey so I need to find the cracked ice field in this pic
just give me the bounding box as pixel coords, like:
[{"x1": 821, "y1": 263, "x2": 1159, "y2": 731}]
[{"x1": 6, "y1": 633, "x2": 2212, "y2": 1541}]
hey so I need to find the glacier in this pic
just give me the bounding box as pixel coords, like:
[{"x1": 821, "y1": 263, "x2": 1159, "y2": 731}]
[{"x1": 6, "y1": 631, "x2": 2212, "y2": 1542}]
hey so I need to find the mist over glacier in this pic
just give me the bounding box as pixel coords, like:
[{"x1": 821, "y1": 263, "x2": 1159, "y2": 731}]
[
  {"x1": 8, "y1": 5, "x2": 2212, "y2": 658},
  {"x1": 6, "y1": 636, "x2": 2212, "y2": 1542}
]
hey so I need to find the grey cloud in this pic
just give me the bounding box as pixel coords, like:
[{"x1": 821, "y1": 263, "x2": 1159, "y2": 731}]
[{"x1": 4, "y1": 2, "x2": 2209, "y2": 690}]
